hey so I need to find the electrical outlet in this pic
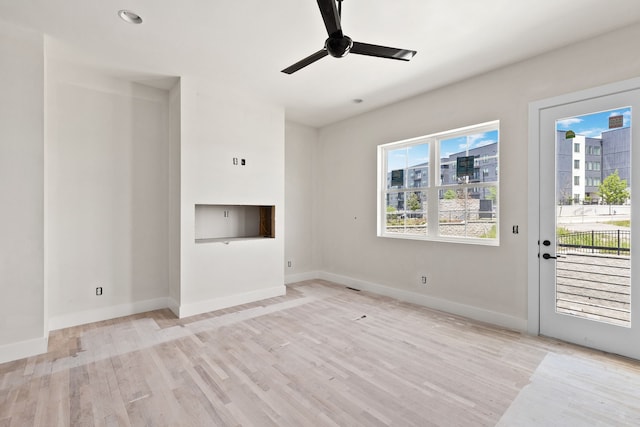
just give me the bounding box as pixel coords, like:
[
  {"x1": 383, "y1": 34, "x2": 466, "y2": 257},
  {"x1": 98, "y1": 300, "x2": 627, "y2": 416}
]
[
  {"x1": 421, "y1": 276, "x2": 427, "y2": 285},
  {"x1": 96, "y1": 287, "x2": 103, "y2": 296},
  {"x1": 287, "y1": 260, "x2": 292, "y2": 268}
]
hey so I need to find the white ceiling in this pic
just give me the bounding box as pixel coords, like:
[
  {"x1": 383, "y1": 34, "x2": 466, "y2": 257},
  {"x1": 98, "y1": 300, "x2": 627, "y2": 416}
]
[{"x1": 1, "y1": 0, "x2": 639, "y2": 127}]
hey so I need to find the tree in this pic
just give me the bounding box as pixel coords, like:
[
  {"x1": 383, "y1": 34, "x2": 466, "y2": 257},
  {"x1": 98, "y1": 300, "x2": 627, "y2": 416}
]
[
  {"x1": 599, "y1": 170, "x2": 629, "y2": 213},
  {"x1": 386, "y1": 204, "x2": 398, "y2": 222},
  {"x1": 407, "y1": 193, "x2": 421, "y2": 211},
  {"x1": 443, "y1": 189, "x2": 456, "y2": 200},
  {"x1": 487, "y1": 186, "x2": 497, "y2": 202}
]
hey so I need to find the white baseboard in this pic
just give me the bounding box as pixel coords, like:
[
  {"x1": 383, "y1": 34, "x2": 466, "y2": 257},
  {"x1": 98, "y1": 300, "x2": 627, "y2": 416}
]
[
  {"x1": 0, "y1": 336, "x2": 48, "y2": 364},
  {"x1": 48, "y1": 297, "x2": 169, "y2": 331},
  {"x1": 48, "y1": 285, "x2": 288, "y2": 330},
  {"x1": 177, "y1": 285, "x2": 286, "y2": 318},
  {"x1": 285, "y1": 271, "x2": 321, "y2": 284},
  {"x1": 317, "y1": 271, "x2": 528, "y2": 332}
]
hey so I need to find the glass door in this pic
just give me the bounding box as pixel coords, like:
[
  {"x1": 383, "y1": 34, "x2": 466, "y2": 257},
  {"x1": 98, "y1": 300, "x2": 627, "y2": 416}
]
[{"x1": 539, "y1": 88, "x2": 640, "y2": 359}]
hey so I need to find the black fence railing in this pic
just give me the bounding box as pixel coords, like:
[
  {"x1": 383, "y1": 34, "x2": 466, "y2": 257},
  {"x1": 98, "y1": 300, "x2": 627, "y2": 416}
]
[{"x1": 557, "y1": 230, "x2": 630, "y2": 256}]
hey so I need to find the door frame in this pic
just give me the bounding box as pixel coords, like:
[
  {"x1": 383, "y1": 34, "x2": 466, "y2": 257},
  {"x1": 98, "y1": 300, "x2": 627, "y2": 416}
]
[{"x1": 527, "y1": 76, "x2": 640, "y2": 336}]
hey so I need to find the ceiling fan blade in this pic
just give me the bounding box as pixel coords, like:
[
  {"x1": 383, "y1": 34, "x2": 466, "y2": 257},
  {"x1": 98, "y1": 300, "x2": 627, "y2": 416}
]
[
  {"x1": 351, "y1": 42, "x2": 417, "y2": 61},
  {"x1": 281, "y1": 49, "x2": 328, "y2": 74},
  {"x1": 317, "y1": 0, "x2": 342, "y2": 38}
]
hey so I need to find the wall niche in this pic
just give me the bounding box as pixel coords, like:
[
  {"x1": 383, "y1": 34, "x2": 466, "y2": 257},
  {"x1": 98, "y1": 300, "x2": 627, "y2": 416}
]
[{"x1": 194, "y1": 204, "x2": 275, "y2": 242}]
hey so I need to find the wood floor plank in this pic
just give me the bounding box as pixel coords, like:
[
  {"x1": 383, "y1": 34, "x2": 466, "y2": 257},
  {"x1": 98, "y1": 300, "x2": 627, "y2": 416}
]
[{"x1": 2, "y1": 280, "x2": 640, "y2": 426}]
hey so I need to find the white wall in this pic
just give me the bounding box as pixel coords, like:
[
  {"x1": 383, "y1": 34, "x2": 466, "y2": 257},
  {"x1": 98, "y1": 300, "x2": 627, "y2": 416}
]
[
  {"x1": 284, "y1": 121, "x2": 320, "y2": 282},
  {"x1": 0, "y1": 20, "x2": 46, "y2": 361},
  {"x1": 177, "y1": 77, "x2": 285, "y2": 317},
  {"x1": 314, "y1": 23, "x2": 640, "y2": 330},
  {"x1": 46, "y1": 60, "x2": 171, "y2": 329}
]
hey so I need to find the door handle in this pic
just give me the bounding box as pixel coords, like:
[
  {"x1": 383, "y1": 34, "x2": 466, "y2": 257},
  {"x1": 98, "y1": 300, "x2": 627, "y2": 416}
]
[{"x1": 542, "y1": 253, "x2": 557, "y2": 259}]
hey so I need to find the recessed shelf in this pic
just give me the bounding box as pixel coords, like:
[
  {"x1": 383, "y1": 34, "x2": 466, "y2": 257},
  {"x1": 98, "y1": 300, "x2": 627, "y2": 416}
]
[{"x1": 194, "y1": 204, "x2": 274, "y2": 242}]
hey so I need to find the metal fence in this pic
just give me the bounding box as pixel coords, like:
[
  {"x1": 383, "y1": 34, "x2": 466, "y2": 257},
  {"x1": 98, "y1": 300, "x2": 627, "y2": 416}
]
[{"x1": 557, "y1": 230, "x2": 630, "y2": 256}]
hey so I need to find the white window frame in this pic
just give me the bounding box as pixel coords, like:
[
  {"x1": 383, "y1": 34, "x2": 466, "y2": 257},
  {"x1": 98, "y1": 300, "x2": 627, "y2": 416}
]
[{"x1": 377, "y1": 120, "x2": 499, "y2": 246}]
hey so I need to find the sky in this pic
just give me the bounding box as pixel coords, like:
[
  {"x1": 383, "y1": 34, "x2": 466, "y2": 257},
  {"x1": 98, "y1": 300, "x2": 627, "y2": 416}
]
[
  {"x1": 386, "y1": 107, "x2": 630, "y2": 172},
  {"x1": 440, "y1": 130, "x2": 498, "y2": 159},
  {"x1": 387, "y1": 130, "x2": 499, "y2": 171},
  {"x1": 387, "y1": 143, "x2": 428, "y2": 171},
  {"x1": 556, "y1": 107, "x2": 631, "y2": 138}
]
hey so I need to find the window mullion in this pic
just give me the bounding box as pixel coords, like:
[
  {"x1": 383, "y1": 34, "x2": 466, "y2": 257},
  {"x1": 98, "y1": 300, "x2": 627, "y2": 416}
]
[{"x1": 428, "y1": 137, "x2": 438, "y2": 237}]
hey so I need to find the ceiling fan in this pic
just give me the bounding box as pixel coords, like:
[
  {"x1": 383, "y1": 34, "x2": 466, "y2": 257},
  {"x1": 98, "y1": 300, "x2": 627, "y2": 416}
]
[{"x1": 282, "y1": 0, "x2": 417, "y2": 74}]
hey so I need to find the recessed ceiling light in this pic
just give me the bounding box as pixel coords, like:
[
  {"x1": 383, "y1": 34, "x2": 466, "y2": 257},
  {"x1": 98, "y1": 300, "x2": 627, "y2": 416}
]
[{"x1": 118, "y1": 10, "x2": 143, "y2": 24}]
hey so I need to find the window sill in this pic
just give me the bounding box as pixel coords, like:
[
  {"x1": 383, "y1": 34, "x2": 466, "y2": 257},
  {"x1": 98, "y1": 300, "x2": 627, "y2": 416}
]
[{"x1": 378, "y1": 233, "x2": 499, "y2": 247}]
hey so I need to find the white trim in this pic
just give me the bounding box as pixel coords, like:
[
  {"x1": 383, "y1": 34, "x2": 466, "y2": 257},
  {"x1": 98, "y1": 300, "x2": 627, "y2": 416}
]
[
  {"x1": 527, "y1": 97, "x2": 542, "y2": 335},
  {"x1": 317, "y1": 271, "x2": 527, "y2": 332},
  {"x1": 530, "y1": 77, "x2": 640, "y2": 114},
  {"x1": 48, "y1": 297, "x2": 169, "y2": 331},
  {"x1": 378, "y1": 233, "x2": 500, "y2": 247},
  {"x1": 0, "y1": 336, "x2": 48, "y2": 364},
  {"x1": 285, "y1": 271, "x2": 320, "y2": 284},
  {"x1": 176, "y1": 286, "x2": 286, "y2": 318}
]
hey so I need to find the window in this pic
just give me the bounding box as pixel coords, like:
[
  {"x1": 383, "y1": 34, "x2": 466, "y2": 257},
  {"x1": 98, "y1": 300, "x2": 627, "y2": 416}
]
[
  {"x1": 586, "y1": 161, "x2": 601, "y2": 171},
  {"x1": 378, "y1": 121, "x2": 499, "y2": 245},
  {"x1": 587, "y1": 177, "x2": 601, "y2": 187},
  {"x1": 574, "y1": 143, "x2": 580, "y2": 153},
  {"x1": 574, "y1": 176, "x2": 580, "y2": 185},
  {"x1": 574, "y1": 159, "x2": 580, "y2": 169},
  {"x1": 587, "y1": 145, "x2": 602, "y2": 155}
]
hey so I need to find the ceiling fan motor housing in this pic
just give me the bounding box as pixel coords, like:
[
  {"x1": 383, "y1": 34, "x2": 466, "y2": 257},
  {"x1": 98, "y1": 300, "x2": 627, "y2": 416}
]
[{"x1": 325, "y1": 35, "x2": 353, "y2": 58}]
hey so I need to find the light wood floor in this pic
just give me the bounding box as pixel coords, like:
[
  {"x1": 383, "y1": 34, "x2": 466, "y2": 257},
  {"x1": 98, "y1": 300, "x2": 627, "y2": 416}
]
[{"x1": 2, "y1": 280, "x2": 639, "y2": 426}]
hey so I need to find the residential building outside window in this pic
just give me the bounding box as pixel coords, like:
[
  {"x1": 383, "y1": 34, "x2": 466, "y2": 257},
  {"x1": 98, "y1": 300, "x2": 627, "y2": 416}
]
[
  {"x1": 378, "y1": 121, "x2": 499, "y2": 245},
  {"x1": 556, "y1": 126, "x2": 629, "y2": 204}
]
